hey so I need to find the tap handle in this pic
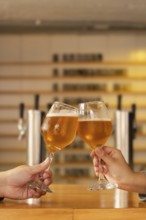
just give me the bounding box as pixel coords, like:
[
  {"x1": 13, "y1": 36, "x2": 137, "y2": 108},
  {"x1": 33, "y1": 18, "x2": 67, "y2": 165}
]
[
  {"x1": 40, "y1": 111, "x2": 46, "y2": 162},
  {"x1": 131, "y1": 104, "x2": 136, "y2": 121},
  {"x1": 47, "y1": 103, "x2": 52, "y2": 111},
  {"x1": 34, "y1": 94, "x2": 39, "y2": 110},
  {"x1": 19, "y1": 103, "x2": 25, "y2": 119},
  {"x1": 117, "y1": 94, "x2": 122, "y2": 110}
]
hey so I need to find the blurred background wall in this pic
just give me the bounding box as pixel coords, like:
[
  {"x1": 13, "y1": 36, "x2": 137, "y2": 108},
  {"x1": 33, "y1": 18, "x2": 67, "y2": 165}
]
[{"x1": 1, "y1": 0, "x2": 146, "y2": 183}]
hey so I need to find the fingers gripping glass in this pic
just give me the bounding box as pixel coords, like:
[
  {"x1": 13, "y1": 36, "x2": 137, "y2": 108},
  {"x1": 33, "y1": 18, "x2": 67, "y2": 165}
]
[
  {"x1": 29, "y1": 102, "x2": 78, "y2": 193},
  {"x1": 78, "y1": 101, "x2": 117, "y2": 190}
]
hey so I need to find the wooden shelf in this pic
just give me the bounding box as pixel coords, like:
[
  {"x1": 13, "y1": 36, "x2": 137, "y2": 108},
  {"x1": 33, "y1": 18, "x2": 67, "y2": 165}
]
[
  {"x1": 53, "y1": 162, "x2": 92, "y2": 168},
  {"x1": 0, "y1": 104, "x2": 47, "y2": 110},
  {"x1": 0, "y1": 119, "x2": 18, "y2": 123},
  {"x1": 136, "y1": 119, "x2": 146, "y2": 124},
  {"x1": 109, "y1": 103, "x2": 146, "y2": 109},
  {"x1": 0, "y1": 158, "x2": 145, "y2": 168},
  {"x1": 134, "y1": 160, "x2": 146, "y2": 166},
  {"x1": 0, "y1": 133, "x2": 18, "y2": 138},
  {"x1": 0, "y1": 60, "x2": 146, "y2": 66},
  {"x1": 0, "y1": 76, "x2": 52, "y2": 80},
  {"x1": 134, "y1": 146, "x2": 146, "y2": 152},
  {"x1": 0, "y1": 161, "x2": 25, "y2": 166},
  {"x1": 0, "y1": 147, "x2": 26, "y2": 152},
  {"x1": 52, "y1": 160, "x2": 146, "y2": 169},
  {"x1": 0, "y1": 90, "x2": 54, "y2": 95},
  {"x1": 0, "y1": 61, "x2": 53, "y2": 66},
  {"x1": 0, "y1": 90, "x2": 146, "y2": 95},
  {"x1": 60, "y1": 149, "x2": 90, "y2": 154},
  {"x1": 0, "y1": 104, "x2": 146, "y2": 111},
  {"x1": 0, "y1": 105, "x2": 19, "y2": 110},
  {"x1": 0, "y1": 118, "x2": 146, "y2": 126},
  {"x1": 1, "y1": 75, "x2": 146, "y2": 81},
  {"x1": 60, "y1": 176, "x2": 95, "y2": 181},
  {"x1": 136, "y1": 131, "x2": 146, "y2": 137}
]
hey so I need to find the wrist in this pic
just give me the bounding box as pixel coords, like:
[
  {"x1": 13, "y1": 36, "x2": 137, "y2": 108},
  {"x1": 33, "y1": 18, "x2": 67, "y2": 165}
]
[
  {"x1": 117, "y1": 171, "x2": 136, "y2": 191},
  {"x1": 118, "y1": 171, "x2": 146, "y2": 194}
]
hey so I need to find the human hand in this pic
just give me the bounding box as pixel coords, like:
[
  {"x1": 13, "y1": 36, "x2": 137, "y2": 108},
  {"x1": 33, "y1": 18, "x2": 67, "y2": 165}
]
[
  {"x1": 91, "y1": 146, "x2": 134, "y2": 190},
  {"x1": 0, "y1": 158, "x2": 52, "y2": 200}
]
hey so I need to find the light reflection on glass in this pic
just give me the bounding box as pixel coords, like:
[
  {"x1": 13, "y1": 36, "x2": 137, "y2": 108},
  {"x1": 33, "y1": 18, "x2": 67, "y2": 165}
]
[
  {"x1": 27, "y1": 198, "x2": 40, "y2": 206},
  {"x1": 114, "y1": 189, "x2": 128, "y2": 208}
]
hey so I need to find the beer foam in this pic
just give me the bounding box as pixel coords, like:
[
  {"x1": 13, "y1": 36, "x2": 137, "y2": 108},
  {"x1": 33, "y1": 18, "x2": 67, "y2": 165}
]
[
  {"x1": 79, "y1": 118, "x2": 112, "y2": 121},
  {"x1": 46, "y1": 112, "x2": 78, "y2": 117}
]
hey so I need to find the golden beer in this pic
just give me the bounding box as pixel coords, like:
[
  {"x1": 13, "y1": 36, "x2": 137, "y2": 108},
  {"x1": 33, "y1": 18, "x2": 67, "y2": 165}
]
[
  {"x1": 41, "y1": 115, "x2": 78, "y2": 152},
  {"x1": 78, "y1": 119, "x2": 112, "y2": 149}
]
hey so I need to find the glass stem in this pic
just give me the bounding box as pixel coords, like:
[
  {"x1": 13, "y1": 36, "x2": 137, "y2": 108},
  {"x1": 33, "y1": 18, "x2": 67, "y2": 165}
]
[
  {"x1": 47, "y1": 152, "x2": 54, "y2": 170},
  {"x1": 98, "y1": 158, "x2": 104, "y2": 181}
]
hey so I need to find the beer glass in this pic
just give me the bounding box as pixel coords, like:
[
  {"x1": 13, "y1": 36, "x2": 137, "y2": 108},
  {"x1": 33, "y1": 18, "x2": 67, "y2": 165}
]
[
  {"x1": 30, "y1": 102, "x2": 78, "y2": 192},
  {"x1": 78, "y1": 100, "x2": 117, "y2": 190}
]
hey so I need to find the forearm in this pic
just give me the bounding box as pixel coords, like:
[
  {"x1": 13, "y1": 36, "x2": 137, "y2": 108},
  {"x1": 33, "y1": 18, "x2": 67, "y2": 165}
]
[{"x1": 118, "y1": 172, "x2": 146, "y2": 194}]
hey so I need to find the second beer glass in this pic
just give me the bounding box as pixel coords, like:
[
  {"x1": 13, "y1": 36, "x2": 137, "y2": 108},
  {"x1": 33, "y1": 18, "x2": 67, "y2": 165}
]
[{"x1": 78, "y1": 100, "x2": 117, "y2": 190}]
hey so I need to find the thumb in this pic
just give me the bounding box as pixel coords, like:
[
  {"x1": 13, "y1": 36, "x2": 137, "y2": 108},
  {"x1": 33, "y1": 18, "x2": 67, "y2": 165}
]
[
  {"x1": 31, "y1": 157, "x2": 50, "y2": 175},
  {"x1": 95, "y1": 147, "x2": 113, "y2": 165}
]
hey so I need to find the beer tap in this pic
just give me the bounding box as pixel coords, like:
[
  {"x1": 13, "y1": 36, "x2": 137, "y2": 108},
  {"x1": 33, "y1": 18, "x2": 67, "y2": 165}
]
[
  {"x1": 131, "y1": 104, "x2": 137, "y2": 138},
  {"x1": 28, "y1": 94, "x2": 43, "y2": 165},
  {"x1": 117, "y1": 94, "x2": 122, "y2": 110},
  {"x1": 34, "y1": 94, "x2": 39, "y2": 110},
  {"x1": 40, "y1": 111, "x2": 46, "y2": 163},
  {"x1": 128, "y1": 103, "x2": 137, "y2": 169},
  {"x1": 17, "y1": 103, "x2": 27, "y2": 141},
  {"x1": 17, "y1": 94, "x2": 46, "y2": 166}
]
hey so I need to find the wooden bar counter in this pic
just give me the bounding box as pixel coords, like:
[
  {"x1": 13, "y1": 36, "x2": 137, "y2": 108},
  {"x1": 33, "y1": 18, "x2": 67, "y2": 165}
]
[{"x1": 0, "y1": 184, "x2": 146, "y2": 220}]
